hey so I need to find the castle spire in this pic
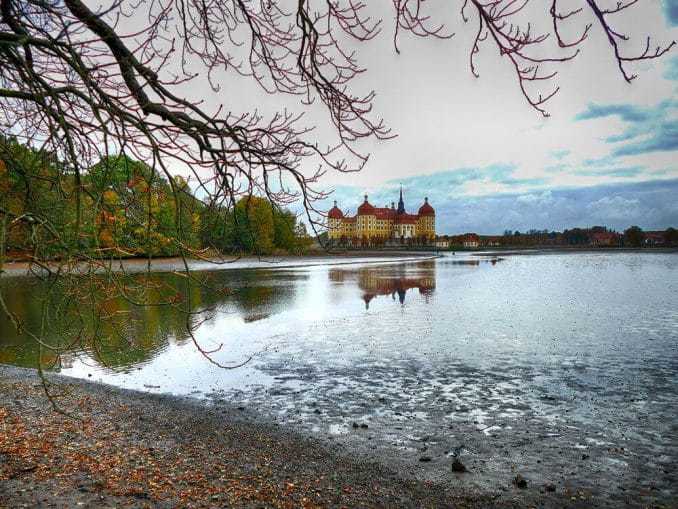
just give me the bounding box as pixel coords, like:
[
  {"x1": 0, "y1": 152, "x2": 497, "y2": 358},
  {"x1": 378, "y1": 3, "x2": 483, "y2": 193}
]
[{"x1": 397, "y1": 185, "x2": 406, "y2": 214}]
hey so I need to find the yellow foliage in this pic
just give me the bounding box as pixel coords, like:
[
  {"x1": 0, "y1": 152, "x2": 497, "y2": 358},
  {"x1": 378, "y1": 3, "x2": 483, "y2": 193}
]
[
  {"x1": 0, "y1": 160, "x2": 8, "y2": 194},
  {"x1": 173, "y1": 175, "x2": 187, "y2": 189},
  {"x1": 135, "y1": 180, "x2": 149, "y2": 193},
  {"x1": 99, "y1": 229, "x2": 114, "y2": 247},
  {"x1": 103, "y1": 189, "x2": 118, "y2": 205}
]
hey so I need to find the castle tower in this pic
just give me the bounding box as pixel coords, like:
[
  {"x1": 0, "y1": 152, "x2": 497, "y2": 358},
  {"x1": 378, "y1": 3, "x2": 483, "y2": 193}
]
[{"x1": 397, "y1": 186, "x2": 406, "y2": 215}]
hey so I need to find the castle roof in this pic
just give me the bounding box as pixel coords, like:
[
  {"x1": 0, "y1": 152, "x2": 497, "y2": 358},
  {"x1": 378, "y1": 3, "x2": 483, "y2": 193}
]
[
  {"x1": 328, "y1": 200, "x2": 343, "y2": 219},
  {"x1": 418, "y1": 197, "x2": 435, "y2": 216},
  {"x1": 357, "y1": 195, "x2": 376, "y2": 215},
  {"x1": 334, "y1": 193, "x2": 433, "y2": 223},
  {"x1": 395, "y1": 213, "x2": 418, "y2": 224},
  {"x1": 374, "y1": 207, "x2": 396, "y2": 220}
]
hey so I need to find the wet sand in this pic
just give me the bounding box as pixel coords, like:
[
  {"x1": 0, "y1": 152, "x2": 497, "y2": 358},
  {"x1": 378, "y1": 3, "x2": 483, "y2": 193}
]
[{"x1": 2, "y1": 365, "x2": 674, "y2": 508}]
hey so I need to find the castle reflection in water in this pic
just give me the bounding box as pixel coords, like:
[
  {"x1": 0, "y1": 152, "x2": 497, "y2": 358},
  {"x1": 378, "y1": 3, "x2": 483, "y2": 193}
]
[{"x1": 329, "y1": 261, "x2": 436, "y2": 309}]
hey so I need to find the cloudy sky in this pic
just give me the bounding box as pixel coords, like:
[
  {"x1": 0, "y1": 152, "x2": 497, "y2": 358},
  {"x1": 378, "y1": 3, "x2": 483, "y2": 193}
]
[
  {"x1": 297, "y1": 1, "x2": 678, "y2": 234},
  {"x1": 157, "y1": 1, "x2": 677, "y2": 234}
]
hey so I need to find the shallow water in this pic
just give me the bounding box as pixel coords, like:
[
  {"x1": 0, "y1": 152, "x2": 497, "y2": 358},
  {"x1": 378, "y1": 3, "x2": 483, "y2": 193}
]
[{"x1": 2, "y1": 252, "x2": 678, "y2": 500}]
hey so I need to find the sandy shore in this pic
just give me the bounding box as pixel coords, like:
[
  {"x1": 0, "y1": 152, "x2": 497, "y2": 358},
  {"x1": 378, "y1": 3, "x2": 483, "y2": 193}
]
[{"x1": 0, "y1": 365, "x2": 603, "y2": 509}]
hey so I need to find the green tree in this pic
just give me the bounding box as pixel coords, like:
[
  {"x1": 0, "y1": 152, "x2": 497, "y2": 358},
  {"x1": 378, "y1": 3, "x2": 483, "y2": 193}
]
[
  {"x1": 233, "y1": 196, "x2": 275, "y2": 254},
  {"x1": 273, "y1": 209, "x2": 297, "y2": 252}
]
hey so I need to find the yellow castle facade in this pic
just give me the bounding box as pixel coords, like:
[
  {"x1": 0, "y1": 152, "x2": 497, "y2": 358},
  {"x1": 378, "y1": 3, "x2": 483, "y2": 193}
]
[{"x1": 328, "y1": 189, "x2": 435, "y2": 244}]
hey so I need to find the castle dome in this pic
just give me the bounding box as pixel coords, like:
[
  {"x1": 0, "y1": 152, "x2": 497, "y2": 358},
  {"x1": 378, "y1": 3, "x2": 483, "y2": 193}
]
[
  {"x1": 328, "y1": 201, "x2": 343, "y2": 219},
  {"x1": 357, "y1": 194, "x2": 376, "y2": 215},
  {"x1": 418, "y1": 197, "x2": 435, "y2": 216}
]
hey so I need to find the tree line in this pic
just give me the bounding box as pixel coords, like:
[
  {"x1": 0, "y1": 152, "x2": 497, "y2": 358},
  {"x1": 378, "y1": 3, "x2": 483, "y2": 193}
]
[
  {"x1": 440, "y1": 226, "x2": 678, "y2": 249},
  {"x1": 0, "y1": 137, "x2": 311, "y2": 260}
]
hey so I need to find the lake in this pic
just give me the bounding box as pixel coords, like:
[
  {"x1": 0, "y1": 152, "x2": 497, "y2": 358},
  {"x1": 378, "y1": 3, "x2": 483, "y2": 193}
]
[{"x1": 1, "y1": 251, "x2": 677, "y2": 501}]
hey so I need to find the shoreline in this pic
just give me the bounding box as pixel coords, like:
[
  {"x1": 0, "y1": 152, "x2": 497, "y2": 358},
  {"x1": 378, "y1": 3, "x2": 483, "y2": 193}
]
[
  {"x1": 1, "y1": 365, "x2": 670, "y2": 508},
  {"x1": 0, "y1": 365, "x2": 514, "y2": 509},
  {"x1": 466, "y1": 246, "x2": 678, "y2": 255},
  {"x1": 0, "y1": 251, "x2": 439, "y2": 279}
]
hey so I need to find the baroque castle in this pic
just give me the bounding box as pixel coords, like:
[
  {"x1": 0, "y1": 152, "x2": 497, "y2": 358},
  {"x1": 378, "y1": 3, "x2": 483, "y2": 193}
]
[{"x1": 328, "y1": 189, "x2": 435, "y2": 244}]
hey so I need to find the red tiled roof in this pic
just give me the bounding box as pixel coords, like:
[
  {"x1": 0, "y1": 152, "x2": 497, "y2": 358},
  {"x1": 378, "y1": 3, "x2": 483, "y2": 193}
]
[
  {"x1": 357, "y1": 200, "x2": 376, "y2": 215},
  {"x1": 395, "y1": 213, "x2": 418, "y2": 224},
  {"x1": 374, "y1": 207, "x2": 396, "y2": 220},
  {"x1": 591, "y1": 232, "x2": 618, "y2": 241},
  {"x1": 418, "y1": 198, "x2": 435, "y2": 216},
  {"x1": 328, "y1": 203, "x2": 343, "y2": 219}
]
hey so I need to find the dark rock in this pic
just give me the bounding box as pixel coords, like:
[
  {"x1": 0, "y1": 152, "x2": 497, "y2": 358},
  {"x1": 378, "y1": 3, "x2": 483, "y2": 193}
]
[
  {"x1": 419, "y1": 456, "x2": 432, "y2": 462},
  {"x1": 451, "y1": 458, "x2": 467, "y2": 473},
  {"x1": 581, "y1": 454, "x2": 589, "y2": 460},
  {"x1": 352, "y1": 422, "x2": 360, "y2": 429},
  {"x1": 545, "y1": 482, "x2": 556, "y2": 492},
  {"x1": 513, "y1": 474, "x2": 528, "y2": 489},
  {"x1": 360, "y1": 423, "x2": 368, "y2": 429}
]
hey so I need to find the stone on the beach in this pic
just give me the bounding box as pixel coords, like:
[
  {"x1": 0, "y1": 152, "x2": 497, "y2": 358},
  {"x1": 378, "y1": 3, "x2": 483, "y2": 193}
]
[
  {"x1": 451, "y1": 458, "x2": 467, "y2": 472},
  {"x1": 513, "y1": 474, "x2": 527, "y2": 489}
]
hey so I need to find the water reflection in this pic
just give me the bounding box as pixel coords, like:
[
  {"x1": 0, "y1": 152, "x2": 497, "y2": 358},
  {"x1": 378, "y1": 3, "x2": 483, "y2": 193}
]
[
  {"x1": 329, "y1": 261, "x2": 436, "y2": 308},
  {"x1": 3, "y1": 253, "x2": 677, "y2": 502},
  {"x1": 437, "y1": 256, "x2": 503, "y2": 267},
  {"x1": 0, "y1": 269, "x2": 301, "y2": 371}
]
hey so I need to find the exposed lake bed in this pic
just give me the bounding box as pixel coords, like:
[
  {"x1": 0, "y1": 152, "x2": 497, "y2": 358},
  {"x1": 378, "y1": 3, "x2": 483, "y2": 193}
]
[{"x1": 1, "y1": 252, "x2": 677, "y2": 506}]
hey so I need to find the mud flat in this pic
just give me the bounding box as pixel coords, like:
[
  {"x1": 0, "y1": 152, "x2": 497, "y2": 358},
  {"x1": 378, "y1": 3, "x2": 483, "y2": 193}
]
[{"x1": 1, "y1": 365, "x2": 674, "y2": 508}]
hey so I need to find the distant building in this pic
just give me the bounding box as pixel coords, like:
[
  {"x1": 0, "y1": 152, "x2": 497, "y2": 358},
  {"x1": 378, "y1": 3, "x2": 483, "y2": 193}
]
[
  {"x1": 643, "y1": 231, "x2": 666, "y2": 246},
  {"x1": 328, "y1": 188, "x2": 435, "y2": 244},
  {"x1": 461, "y1": 233, "x2": 480, "y2": 248},
  {"x1": 481, "y1": 235, "x2": 502, "y2": 247},
  {"x1": 591, "y1": 231, "x2": 621, "y2": 247}
]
